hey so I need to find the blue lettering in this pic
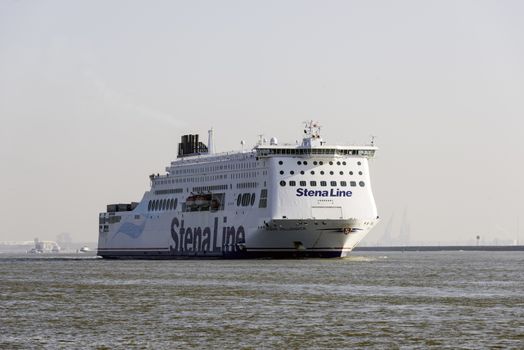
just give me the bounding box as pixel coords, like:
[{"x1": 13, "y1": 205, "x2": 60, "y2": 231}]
[
  {"x1": 170, "y1": 217, "x2": 179, "y2": 251},
  {"x1": 236, "y1": 226, "x2": 245, "y2": 246},
  {"x1": 213, "y1": 217, "x2": 220, "y2": 252},
  {"x1": 224, "y1": 226, "x2": 236, "y2": 252},
  {"x1": 170, "y1": 216, "x2": 244, "y2": 255},
  {"x1": 193, "y1": 227, "x2": 202, "y2": 252},
  {"x1": 295, "y1": 188, "x2": 353, "y2": 198},
  {"x1": 179, "y1": 220, "x2": 185, "y2": 250},
  {"x1": 184, "y1": 227, "x2": 193, "y2": 252},
  {"x1": 202, "y1": 227, "x2": 211, "y2": 252}
]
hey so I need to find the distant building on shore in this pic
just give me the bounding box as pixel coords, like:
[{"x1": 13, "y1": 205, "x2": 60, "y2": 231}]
[{"x1": 28, "y1": 238, "x2": 60, "y2": 253}]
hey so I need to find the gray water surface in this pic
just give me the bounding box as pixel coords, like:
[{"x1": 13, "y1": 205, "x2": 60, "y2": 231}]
[{"x1": 1, "y1": 251, "x2": 523, "y2": 349}]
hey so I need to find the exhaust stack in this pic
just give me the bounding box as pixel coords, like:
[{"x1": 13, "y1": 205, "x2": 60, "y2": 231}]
[{"x1": 208, "y1": 128, "x2": 214, "y2": 155}]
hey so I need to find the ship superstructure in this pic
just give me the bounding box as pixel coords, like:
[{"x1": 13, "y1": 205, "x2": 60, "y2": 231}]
[{"x1": 97, "y1": 122, "x2": 379, "y2": 258}]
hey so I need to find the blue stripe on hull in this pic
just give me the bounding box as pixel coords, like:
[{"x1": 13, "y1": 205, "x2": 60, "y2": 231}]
[{"x1": 97, "y1": 250, "x2": 345, "y2": 259}]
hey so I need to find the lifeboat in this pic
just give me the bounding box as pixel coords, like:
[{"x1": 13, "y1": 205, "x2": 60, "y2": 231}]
[
  {"x1": 210, "y1": 198, "x2": 220, "y2": 210},
  {"x1": 195, "y1": 194, "x2": 212, "y2": 207},
  {"x1": 185, "y1": 195, "x2": 196, "y2": 208}
]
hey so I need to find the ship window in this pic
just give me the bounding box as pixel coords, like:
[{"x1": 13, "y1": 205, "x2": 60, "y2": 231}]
[
  {"x1": 303, "y1": 161, "x2": 308, "y2": 165},
  {"x1": 341, "y1": 181, "x2": 347, "y2": 187},
  {"x1": 290, "y1": 171, "x2": 294, "y2": 175},
  {"x1": 349, "y1": 171, "x2": 354, "y2": 175},
  {"x1": 250, "y1": 193, "x2": 256, "y2": 206},
  {"x1": 359, "y1": 181, "x2": 365, "y2": 187},
  {"x1": 330, "y1": 171, "x2": 334, "y2": 175},
  {"x1": 330, "y1": 181, "x2": 337, "y2": 186},
  {"x1": 174, "y1": 198, "x2": 178, "y2": 210},
  {"x1": 357, "y1": 161, "x2": 362, "y2": 166},
  {"x1": 336, "y1": 161, "x2": 340, "y2": 165},
  {"x1": 313, "y1": 161, "x2": 318, "y2": 165},
  {"x1": 280, "y1": 171, "x2": 284, "y2": 175},
  {"x1": 300, "y1": 171, "x2": 305, "y2": 175},
  {"x1": 329, "y1": 161, "x2": 333, "y2": 165},
  {"x1": 259, "y1": 189, "x2": 268, "y2": 208},
  {"x1": 350, "y1": 181, "x2": 357, "y2": 187},
  {"x1": 289, "y1": 181, "x2": 296, "y2": 187},
  {"x1": 359, "y1": 171, "x2": 363, "y2": 175},
  {"x1": 148, "y1": 200, "x2": 152, "y2": 211},
  {"x1": 280, "y1": 180, "x2": 286, "y2": 187},
  {"x1": 310, "y1": 171, "x2": 315, "y2": 175},
  {"x1": 319, "y1": 161, "x2": 323, "y2": 165},
  {"x1": 237, "y1": 194, "x2": 242, "y2": 206},
  {"x1": 310, "y1": 181, "x2": 317, "y2": 187},
  {"x1": 297, "y1": 161, "x2": 302, "y2": 165},
  {"x1": 342, "y1": 161, "x2": 347, "y2": 165},
  {"x1": 320, "y1": 181, "x2": 327, "y2": 187},
  {"x1": 339, "y1": 171, "x2": 343, "y2": 175},
  {"x1": 242, "y1": 193, "x2": 250, "y2": 206},
  {"x1": 279, "y1": 161, "x2": 283, "y2": 165},
  {"x1": 300, "y1": 181, "x2": 306, "y2": 186}
]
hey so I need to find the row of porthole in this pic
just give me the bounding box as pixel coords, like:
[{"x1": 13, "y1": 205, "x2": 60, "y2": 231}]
[
  {"x1": 279, "y1": 170, "x2": 363, "y2": 176},
  {"x1": 148, "y1": 198, "x2": 178, "y2": 211},
  {"x1": 278, "y1": 160, "x2": 362, "y2": 166},
  {"x1": 280, "y1": 180, "x2": 365, "y2": 187}
]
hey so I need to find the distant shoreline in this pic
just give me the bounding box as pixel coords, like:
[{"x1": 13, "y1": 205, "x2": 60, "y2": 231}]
[{"x1": 354, "y1": 245, "x2": 524, "y2": 252}]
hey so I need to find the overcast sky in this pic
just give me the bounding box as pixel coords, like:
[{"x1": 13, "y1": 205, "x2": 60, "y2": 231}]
[{"x1": 1, "y1": 0, "x2": 523, "y2": 245}]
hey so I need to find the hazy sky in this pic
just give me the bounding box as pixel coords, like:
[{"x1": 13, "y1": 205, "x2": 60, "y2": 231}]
[{"x1": 1, "y1": 0, "x2": 523, "y2": 245}]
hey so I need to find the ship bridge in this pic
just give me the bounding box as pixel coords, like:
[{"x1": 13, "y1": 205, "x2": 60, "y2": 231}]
[
  {"x1": 255, "y1": 145, "x2": 377, "y2": 158},
  {"x1": 255, "y1": 121, "x2": 377, "y2": 158}
]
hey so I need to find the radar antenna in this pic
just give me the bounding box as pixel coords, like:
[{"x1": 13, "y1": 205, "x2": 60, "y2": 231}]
[{"x1": 303, "y1": 120, "x2": 322, "y2": 139}]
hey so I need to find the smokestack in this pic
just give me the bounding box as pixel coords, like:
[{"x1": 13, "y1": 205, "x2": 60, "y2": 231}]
[{"x1": 208, "y1": 128, "x2": 214, "y2": 154}]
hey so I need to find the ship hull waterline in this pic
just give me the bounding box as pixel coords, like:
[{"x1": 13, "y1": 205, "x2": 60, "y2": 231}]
[{"x1": 98, "y1": 218, "x2": 377, "y2": 259}]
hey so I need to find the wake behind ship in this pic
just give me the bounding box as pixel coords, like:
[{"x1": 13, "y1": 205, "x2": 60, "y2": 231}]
[{"x1": 97, "y1": 122, "x2": 379, "y2": 259}]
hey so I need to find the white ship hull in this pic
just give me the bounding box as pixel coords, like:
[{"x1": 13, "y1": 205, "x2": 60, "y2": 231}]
[
  {"x1": 98, "y1": 212, "x2": 378, "y2": 259},
  {"x1": 98, "y1": 124, "x2": 379, "y2": 259}
]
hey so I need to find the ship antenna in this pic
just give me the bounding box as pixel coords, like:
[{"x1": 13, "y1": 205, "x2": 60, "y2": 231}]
[
  {"x1": 370, "y1": 135, "x2": 376, "y2": 146},
  {"x1": 303, "y1": 120, "x2": 312, "y2": 136},
  {"x1": 303, "y1": 120, "x2": 322, "y2": 138}
]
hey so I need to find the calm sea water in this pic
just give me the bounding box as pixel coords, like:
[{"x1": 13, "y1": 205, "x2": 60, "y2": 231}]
[{"x1": 0, "y1": 251, "x2": 522, "y2": 349}]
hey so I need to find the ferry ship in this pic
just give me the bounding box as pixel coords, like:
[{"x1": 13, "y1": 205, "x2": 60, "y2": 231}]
[{"x1": 97, "y1": 122, "x2": 379, "y2": 258}]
